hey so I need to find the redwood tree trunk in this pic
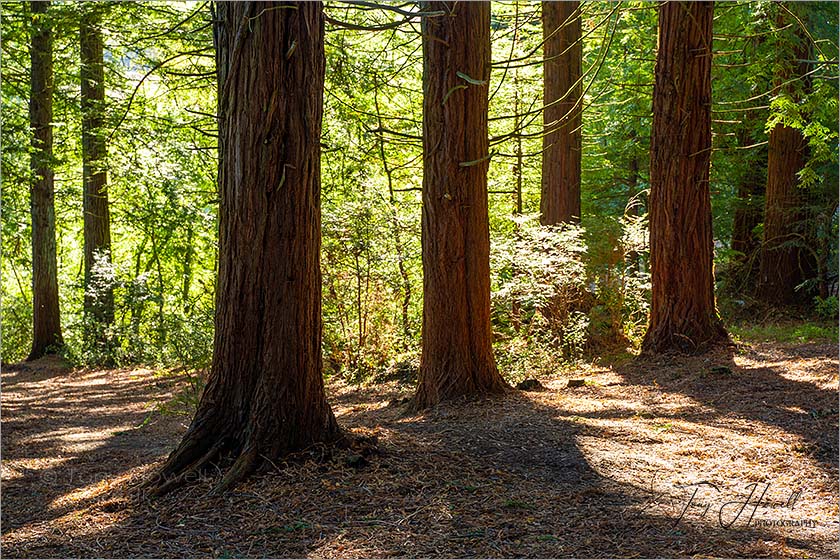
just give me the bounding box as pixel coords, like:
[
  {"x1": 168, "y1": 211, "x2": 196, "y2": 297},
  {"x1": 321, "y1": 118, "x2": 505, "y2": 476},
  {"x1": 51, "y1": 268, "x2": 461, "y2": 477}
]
[
  {"x1": 28, "y1": 0, "x2": 64, "y2": 360},
  {"x1": 758, "y1": 124, "x2": 806, "y2": 303},
  {"x1": 412, "y1": 1, "x2": 508, "y2": 409},
  {"x1": 540, "y1": 0, "x2": 582, "y2": 225},
  {"x1": 642, "y1": 1, "x2": 727, "y2": 354},
  {"x1": 757, "y1": 13, "x2": 810, "y2": 304},
  {"x1": 149, "y1": 1, "x2": 340, "y2": 495},
  {"x1": 81, "y1": 11, "x2": 115, "y2": 337}
]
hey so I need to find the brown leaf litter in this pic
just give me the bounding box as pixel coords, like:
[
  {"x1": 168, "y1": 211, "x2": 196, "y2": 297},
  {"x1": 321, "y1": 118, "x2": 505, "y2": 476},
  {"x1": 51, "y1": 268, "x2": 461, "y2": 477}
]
[{"x1": 2, "y1": 342, "x2": 837, "y2": 558}]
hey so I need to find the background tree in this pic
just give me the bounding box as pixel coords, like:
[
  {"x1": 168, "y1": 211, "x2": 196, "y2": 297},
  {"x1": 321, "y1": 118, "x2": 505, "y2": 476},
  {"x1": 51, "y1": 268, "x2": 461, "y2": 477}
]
[
  {"x1": 80, "y1": 5, "x2": 114, "y2": 347},
  {"x1": 411, "y1": 1, "x2": 509, "y2": 409},
  {"x1": 642, "y1": 1, "x2": 727, "y2": 354},
  {"x1": 757, "y1": 5, "x2": 811, "y2": 304},
  {"x1": 540, "y1": 0, "x2": 582, "y2": 225},
  {"x1": 148, "y1": 1, "x2": 341, "y2": 495},
  {"x1": 27, "y1": 0, "x2": 64, "y2": 360},
  {"x1": 1, "y1": 1, "x2": 836, "y2": 381},
  {"x1": 730, "y1": 119, "x2": 767, "y2": 269}
]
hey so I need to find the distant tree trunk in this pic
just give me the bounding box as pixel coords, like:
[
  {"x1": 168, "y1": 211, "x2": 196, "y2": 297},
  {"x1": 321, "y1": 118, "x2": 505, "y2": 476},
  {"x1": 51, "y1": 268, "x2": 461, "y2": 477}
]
[
  {"x1": 181, "y1": 224, "x2": 193, "y2": 313},
  {"x1": 148, "y1": 1, "x2": 341, "y2": 495},
  {"x1": 80, "y1": 10, "x2": 115, "y2": 341},
  {"x1": 540, "y1": 0, "x2": 582, "y2": 225},
  {"x1": 27, "y1": 0, "x2": 64, "y2": 361},
  {"x1": 730, "y1": 122, "x2": 766, "y2": 263},
  {"x1": 642, "y1": 1, "x2": 727, "y2": 354},
  {"x1": 411, "y1": 1, "x2": 508, "y2": 410},
  {"x1": 758, "y1": 125, "x2": 806, "y2": 303},
  {"x1": 625, "y1": 145, "x2": 645, "y2": 274},
  {"x1": 372, "y1": 73, "x2": 412, "y2": 347},
  {"x1": 757, "y1": 13, "x2": 810, "y2": 304}
]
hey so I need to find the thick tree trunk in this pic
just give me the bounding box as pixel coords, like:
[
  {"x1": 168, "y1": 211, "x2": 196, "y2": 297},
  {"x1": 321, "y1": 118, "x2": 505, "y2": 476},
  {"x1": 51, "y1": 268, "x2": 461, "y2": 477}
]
[
  {"x1": 540, "y1": 0, "x2": 582, "y2": 225},
  {"x1": 148, "y1": 1, "x2": 341, "y2": 495},
  {"x1": 411, "y1": 1, "x2": 508, "y2": 410},
  {"x1": 642, "y1": 1, "x2": 727, "y2": 354},
  {"x1": 28, "y1": 0, "x2": 63, "y2": 361},
  {"x1": 80, "y1": 11, "x2": 115, "y2": 339}
]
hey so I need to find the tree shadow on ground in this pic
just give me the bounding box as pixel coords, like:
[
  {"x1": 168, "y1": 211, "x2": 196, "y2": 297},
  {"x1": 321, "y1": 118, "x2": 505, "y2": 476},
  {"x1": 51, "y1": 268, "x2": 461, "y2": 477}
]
[
  {"x1": 1, "y1": 365, "x2": 187, "y2": 540},
  {"x1": 614, "y1": 343, "x2": 839, "y2": 474},
  {"x1": 3, "y1": 358, "x2": 835, "y2": 558}
]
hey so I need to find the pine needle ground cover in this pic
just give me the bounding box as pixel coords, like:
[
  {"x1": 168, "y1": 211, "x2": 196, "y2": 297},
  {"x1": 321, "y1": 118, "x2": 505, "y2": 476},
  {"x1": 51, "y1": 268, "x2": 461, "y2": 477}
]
[{"x1": 2, "y1": 341, "x2": 836, "y2": 558}]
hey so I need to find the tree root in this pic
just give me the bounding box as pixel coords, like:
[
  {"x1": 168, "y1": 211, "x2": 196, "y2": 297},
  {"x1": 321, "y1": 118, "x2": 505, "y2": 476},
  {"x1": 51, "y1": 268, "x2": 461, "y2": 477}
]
[
  {"x1": 145, "y1": 437, "x2": 227, "y2": 497},
  {"x1": 146, "y1": 427, "x2": 354, "y2": 497},
  {"x1": 209, "y1": 445, "x2": 257, "y2": 496}
]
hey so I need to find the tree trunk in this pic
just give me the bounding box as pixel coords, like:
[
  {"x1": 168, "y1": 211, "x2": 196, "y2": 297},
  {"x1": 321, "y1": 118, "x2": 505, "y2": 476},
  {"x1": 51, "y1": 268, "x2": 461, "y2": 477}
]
[
  {"x1": 540, "y1": 0, "x2": 582, "y2": 225},
  {"x1": 148, "y1": 1, "x2": 341, "y2": 495},
  {"x1": 372, "y1": 73, "x2": 412, "y2": 348},
  {"x1": 758, "y1": 125, "x2": 806, "y2": 303},
  {"x1": 80, "y1": 10, "x2": 115, "y2": 342},
  {"x1": 411, "y1": 1, "x2": 508, "y2": 410},
  {"x1": 28, "y1": 0, "x2": 64, "y2": 361},
  {"x1": 730, "y1": 124, "x2": 766, "y2": 263},
  {"x1": 642, "y1": 1, "x2": 727, "y2": 354},
  {"x1": 757, "y1": 11, "x2": 811, "y2": 304}
]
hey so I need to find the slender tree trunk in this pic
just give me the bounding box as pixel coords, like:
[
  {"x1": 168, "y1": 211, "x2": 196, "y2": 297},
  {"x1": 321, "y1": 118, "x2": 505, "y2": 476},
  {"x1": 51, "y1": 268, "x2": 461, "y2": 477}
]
[
  {"x1": 411, "y1": 1, "x2": 508, "y2": 410},
  {"x1": 642, "y1": 1, "x2": 727, "y2": 354},
  {"x1": 730, "y1": 122, "x2": 766, "y2": 263},
  {"x1": 625, "y1": 147, "x2": 644, "y2": 274},
  {"x1": 757, "y1": 12, "x2": 810, "y2": 304},
  {"x1": 27, "y1": 0, "x2": 64, "y2": 360},
  {"x1": 372, "y1": 74, "x2": 412, "y2": 347},
  {"x1": 540, "y1": 0, "x2": 582, "y2": 225},
  {"x1": 512, "y1": 44, "x2": 523, "y2": 332},
  {"x1": 148, "y1": 1, "x2": 341, "y2": 495},
  {"x1": 181, "y1": 224, "x2": 193, "y2": 313},
  {"x1": 80, "y1": 10, "x2": 115, "y2": 343}
]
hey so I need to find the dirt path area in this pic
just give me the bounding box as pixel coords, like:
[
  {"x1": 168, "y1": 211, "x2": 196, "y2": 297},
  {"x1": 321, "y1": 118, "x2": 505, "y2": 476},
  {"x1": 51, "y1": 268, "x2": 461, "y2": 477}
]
[{"x1": 2, "y1": 343, "x2": 837, "y2": 558}]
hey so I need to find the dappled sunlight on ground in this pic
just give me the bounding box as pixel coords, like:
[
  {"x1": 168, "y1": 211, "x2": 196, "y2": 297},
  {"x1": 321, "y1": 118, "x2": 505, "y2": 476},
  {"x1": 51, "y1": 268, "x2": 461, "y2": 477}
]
[{"x1": 1, "y1": 342, "x2": 837, "y2": 557}]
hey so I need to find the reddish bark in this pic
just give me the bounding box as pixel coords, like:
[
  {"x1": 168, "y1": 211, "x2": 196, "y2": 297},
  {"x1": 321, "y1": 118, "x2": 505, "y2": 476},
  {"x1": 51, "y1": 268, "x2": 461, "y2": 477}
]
[
  {"x1": 540, "y1": 1, "x2": 582, "y2": 225},
  {"x1": 757, "y1": 11, "x2": 811, "y2": 304},
  {"x1": 148, "y1": 1, "x2": 341, "y2": 495},
  {"x1": 412, "y1": 1, "x2": 509, "y2": 409},
  {"x1": 81, "y1": 11, "x2": 115, "y2": 334},
  {"x1": 642, "y1": 1, "x2": 727, "y2": 354},
  {"x1": 28, "y1": 0, "x2": 64, "y2": 360}
]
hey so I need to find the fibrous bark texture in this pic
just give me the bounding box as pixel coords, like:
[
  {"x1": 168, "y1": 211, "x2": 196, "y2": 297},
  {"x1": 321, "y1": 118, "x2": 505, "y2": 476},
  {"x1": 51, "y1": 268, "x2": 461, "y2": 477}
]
[
  {"x1": 81, "y1": 11, "x2": 115, "y2": 334},
  {"x1": 758, "y1": 124, "x2": 806, "y2": 303},
  {"x1": 28, "y1": 0, "x2": 64, "y2": 360},
  {"x1": 642, "y1": 1, "x2": 727, "y2": 354},
  {"x1": 148, "y1": 1, "x2": 341, "y2": 495},
  {"x1": 412, "y1": 1, "x2": 509, "y2": 410},
  {"x1": 540, "y1": 0, "x2": 582, "y2": 225},
  {"x1": 757, "y1": 12, "x2": 811, "y2": 304}
]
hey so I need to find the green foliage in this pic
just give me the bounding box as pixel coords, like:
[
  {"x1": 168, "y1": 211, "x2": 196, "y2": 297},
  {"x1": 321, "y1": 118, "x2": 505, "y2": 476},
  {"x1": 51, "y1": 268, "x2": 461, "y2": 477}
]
[
  {"x1": 491, "y1": 217, "x2": 590, "y2": 380},
  {"x1": 729, "y1": 321, "x2": 838, "y2": 344},
  {"x1": 490, "y1": 213, "x2": 649, "y2": 381},
  {"x1": 1, "y1": 2, "x2": 836, "y2": 376},
  {"x1": 814, "y1": 296, "x2": 838, "y2": 321},
  {"x1": 1, "y1": 2, "x2": 217, "y2": 367},
  {"x1": 584, "y1": 212, "x2": 651, "y2": 346}
]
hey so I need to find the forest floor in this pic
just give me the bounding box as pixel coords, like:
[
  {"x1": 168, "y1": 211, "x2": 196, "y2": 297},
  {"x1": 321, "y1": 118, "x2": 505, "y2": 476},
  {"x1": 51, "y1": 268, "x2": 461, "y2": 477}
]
[{"x1": 2, "y1": 338, "x2": 838, "y2": 558}]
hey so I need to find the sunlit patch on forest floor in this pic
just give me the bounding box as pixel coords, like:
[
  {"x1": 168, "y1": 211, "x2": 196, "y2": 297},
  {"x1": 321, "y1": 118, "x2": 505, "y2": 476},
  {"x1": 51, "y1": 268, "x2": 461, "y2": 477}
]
[{"x1": 2, "y1": 341, "x2": 837, "y2": 558}]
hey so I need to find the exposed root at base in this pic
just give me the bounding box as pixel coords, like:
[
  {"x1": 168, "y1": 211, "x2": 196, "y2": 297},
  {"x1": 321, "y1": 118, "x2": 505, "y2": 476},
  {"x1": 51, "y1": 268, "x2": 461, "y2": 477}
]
[{"x1": 145, "y1": 429, "x2": 366, "y2": 497}]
